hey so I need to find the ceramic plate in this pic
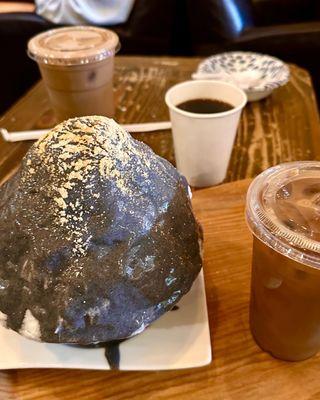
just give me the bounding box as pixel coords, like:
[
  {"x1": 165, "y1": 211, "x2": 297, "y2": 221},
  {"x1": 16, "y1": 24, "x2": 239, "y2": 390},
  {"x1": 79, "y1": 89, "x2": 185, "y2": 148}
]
[
  {"x1": 0, "y1": 270, "x2": 211, "y2": 371},
  {"x1": 193, "y1": 51, "x2": 290, "y2": 101}
]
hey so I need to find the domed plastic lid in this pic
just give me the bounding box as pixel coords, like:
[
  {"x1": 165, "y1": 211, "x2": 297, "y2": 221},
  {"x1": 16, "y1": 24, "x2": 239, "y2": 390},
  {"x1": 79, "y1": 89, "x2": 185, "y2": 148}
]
[
  {"x1": 28, "y1": 26, "x2": 120, "y2": 66},
  {"x1": 246, "y1": 161, "x2": 320, "y2": 269}
]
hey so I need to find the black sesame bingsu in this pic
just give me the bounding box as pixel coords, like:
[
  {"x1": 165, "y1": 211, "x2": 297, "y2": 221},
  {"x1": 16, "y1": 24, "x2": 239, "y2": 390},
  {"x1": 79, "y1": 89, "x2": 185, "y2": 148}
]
[{"x1": 0, "y1": 116, "x2": 202, "y2": 344}]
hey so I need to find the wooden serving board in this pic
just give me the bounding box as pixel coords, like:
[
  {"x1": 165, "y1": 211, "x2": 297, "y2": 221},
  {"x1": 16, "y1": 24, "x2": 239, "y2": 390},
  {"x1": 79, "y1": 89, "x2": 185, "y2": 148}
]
[{"x1": 2, "y1": 179, "x2": 320, "y2": 399}]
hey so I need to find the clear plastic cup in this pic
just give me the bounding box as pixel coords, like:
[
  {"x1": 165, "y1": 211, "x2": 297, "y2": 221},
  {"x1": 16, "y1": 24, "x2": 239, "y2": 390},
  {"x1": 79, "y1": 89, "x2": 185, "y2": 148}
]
[
  {"x1": 246, "y1": 161, "x2": 320, "y2": 361},
  {"x1": 28, "y1": 26, "x2": 120, "y2": 121},
  {"x1": 165, "y1": 80, "x2": 247, "y2": 188}
]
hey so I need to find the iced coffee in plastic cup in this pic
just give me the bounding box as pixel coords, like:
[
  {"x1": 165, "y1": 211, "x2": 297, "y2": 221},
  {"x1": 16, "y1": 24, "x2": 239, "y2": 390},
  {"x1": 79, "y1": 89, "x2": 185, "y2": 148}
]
[
  {"x1": 28, "y1": 26, "x2": 119, "y2": 121},
  {"x1": 246, "y1": 161, "x2": 320, "y2": 361}
]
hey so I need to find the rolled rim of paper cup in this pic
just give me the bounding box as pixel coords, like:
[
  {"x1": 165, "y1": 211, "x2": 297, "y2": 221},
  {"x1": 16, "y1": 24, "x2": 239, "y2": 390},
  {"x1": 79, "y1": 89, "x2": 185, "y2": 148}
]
[{"x1": 165, "y1": 80, "x2": 247, "y2": 119}]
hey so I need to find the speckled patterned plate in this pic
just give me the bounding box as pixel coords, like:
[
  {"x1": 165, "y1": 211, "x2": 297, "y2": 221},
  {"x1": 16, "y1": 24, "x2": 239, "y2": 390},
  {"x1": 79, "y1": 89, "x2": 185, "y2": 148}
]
[
  {"x1": 193, "y1": 51, "x2": 290, "y2": 101},
  {"x1": 0, "y1": 270, "x2": 211, "y2": 370}
]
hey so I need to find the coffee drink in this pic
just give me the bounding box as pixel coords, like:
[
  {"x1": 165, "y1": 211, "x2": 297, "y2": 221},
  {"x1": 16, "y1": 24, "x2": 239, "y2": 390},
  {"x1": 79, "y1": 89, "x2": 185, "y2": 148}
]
[
  {"x1": 177, "y1": 98, "x2": 233, "y2": 114},
  {"x1": 165, "y1": 80, "x2": 247, "y2": 187},
  {"x1": 28, "y1": 26, "x2": 119, "y2": 121},
  {"x1": 246, "y1": 162, "x2": 320, "y2": 361}
]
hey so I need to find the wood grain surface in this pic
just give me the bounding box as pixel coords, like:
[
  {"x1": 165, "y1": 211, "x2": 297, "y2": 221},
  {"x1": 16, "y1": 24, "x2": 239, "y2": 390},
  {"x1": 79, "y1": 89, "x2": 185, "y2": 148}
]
[
  {"x1": 1, "y1": 56, "x2": 320, "y2": 399},
  {"x1": 1, "y1": 56, "x2": 320, "y2": 184},
  {"x1": 3, "y1": 180, "x2": 320, "y2": 399}
]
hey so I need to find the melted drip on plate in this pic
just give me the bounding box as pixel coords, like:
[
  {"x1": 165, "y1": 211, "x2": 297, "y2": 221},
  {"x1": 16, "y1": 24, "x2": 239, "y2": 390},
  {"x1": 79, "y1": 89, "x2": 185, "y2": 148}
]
[
  {"x1": 70, "y1": 340, "x2": 124, "y2": 370},
  {"x1": 103, "y1": 341, "x2": 122, "y2": 370}
]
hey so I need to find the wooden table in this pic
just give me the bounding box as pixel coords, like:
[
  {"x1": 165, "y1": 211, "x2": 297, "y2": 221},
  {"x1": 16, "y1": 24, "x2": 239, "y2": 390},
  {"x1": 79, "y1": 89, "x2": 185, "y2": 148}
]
[
  {"x1": 1, "y1": 56, "x2": 320, "y2": 399},
  {"x1": 1, "y1": 56, "x2": 320, "y2": 185}
]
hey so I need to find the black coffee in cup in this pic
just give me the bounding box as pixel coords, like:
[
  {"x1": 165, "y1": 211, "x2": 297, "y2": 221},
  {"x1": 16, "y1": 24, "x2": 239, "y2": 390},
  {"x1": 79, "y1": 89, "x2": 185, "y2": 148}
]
[{"x1": 177, "y1": 98, "x2": 233, "y2": 114}]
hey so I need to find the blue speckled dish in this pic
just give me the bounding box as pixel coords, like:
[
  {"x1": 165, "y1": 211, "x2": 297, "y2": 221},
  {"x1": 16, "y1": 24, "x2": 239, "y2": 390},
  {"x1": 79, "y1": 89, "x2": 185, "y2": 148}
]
[{"x1": 193, "y1": 52, "x2": 290, "y2": 101}]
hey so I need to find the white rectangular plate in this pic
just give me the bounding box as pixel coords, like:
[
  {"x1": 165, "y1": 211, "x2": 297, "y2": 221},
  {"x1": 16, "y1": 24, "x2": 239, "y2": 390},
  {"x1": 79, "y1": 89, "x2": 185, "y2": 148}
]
[{"x1": 0, "y1": 271, "x2": 211, "y2": 371}]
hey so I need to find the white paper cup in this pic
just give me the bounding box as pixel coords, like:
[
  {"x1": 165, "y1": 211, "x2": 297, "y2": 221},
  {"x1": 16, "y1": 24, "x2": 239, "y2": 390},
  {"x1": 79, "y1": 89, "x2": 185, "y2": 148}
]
[{"x1": 165, "y1": 80, "x2": 247, "y2": 187}]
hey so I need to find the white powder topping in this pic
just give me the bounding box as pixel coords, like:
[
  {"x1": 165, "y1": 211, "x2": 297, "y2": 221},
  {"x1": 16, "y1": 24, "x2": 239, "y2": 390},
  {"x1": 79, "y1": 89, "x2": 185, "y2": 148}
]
[
  {"x1": 56, "y1": 187, "x2": 68, "y2": 199},
  {"x1": 20, "y1": 309, "x2": 41, "y2": 340},
  {"x1": 22, "y1": 116, "x2": 163, "y2": 259},
  {"x1": 0, "y1": 311, "x2": 7, "y2": 327},
  {"x1": 54, "y1": 197, "x2": 67, "y2": 209}
]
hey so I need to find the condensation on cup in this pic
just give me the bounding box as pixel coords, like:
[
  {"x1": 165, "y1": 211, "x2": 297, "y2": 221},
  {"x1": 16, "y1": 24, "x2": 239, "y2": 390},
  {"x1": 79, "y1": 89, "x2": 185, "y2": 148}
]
[
  {"x1": 246, "y1": 161, "x2": 320, "y2": 361},
  {"x1": 28, "y1": 26, "x2": 120, "y2": 121}
]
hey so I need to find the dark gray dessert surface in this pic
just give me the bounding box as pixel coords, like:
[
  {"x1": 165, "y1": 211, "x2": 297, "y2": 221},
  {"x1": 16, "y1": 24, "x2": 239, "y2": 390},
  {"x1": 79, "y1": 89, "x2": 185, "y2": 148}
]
[{"x1": 0, "y1": 116, "x2": 202, "y2": 344}]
